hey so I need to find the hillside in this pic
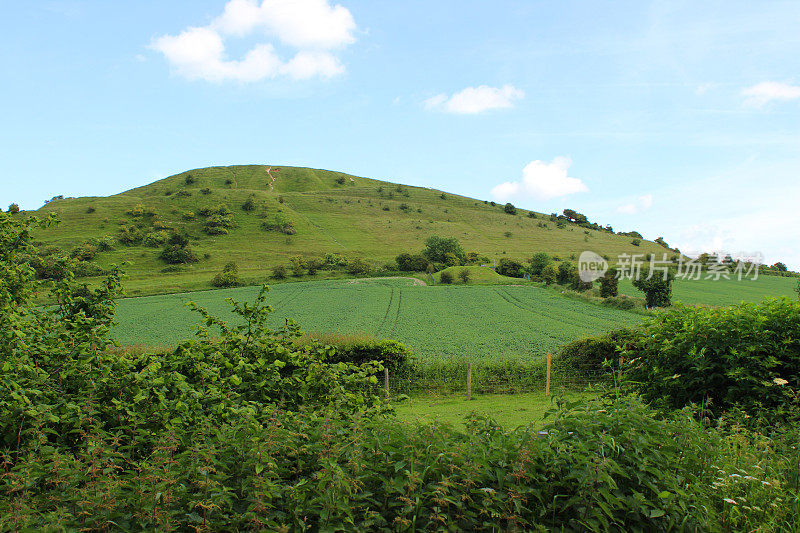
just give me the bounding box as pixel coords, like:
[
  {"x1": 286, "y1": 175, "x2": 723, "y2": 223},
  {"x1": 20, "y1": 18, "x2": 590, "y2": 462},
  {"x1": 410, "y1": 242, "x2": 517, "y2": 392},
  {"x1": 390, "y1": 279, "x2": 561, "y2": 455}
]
[{"x1": 32, "y1": 164, "x2": 670, "y2": 296}]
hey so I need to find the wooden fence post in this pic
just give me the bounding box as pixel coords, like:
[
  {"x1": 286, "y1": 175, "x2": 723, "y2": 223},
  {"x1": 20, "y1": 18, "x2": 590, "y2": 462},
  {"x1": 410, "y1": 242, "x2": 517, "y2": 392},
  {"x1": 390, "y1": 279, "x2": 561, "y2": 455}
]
[
  {"x1": 546, "y1": 352, "x2": 552, "y2": 396},
  {"x1": 384, "y1": 367, "x2": 390, "y2": 398},
  {"x1": 466, "y1": 362, "x2": 472, "y2": 401}
]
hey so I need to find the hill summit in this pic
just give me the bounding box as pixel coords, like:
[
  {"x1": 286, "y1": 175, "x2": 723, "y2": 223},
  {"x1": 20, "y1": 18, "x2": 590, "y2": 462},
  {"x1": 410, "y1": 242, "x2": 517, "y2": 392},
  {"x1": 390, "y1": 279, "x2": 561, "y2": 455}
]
[{"x1": 32, "y1": 165, "x2": 668, "y2": 295}]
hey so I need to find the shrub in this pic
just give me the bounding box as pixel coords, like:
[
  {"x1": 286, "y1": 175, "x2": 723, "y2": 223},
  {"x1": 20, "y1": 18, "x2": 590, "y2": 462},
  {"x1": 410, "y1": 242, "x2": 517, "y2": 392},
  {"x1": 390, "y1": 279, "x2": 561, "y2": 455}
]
[
  {"x1": 557, "y1": 328, "x2": 641, "y2": 372},
  {"x1": 301, "y1": 336, "x2": 413, "y2": 374},
  {"x1": 70, "y1": 243, "x2": 97, "y2": 261},
  {"x1": 290, "y1": 256, "x2": 305, "y2": 277},
  {"x1": 527, "y1": 211, "x2": 536, "y2": 218},
  {"x1": 184, "y1": 173, "x2": 195, "y2": 184},
  {"x1": 241, "y1": 196, "x2": 256, "y2": 211},
  {"x1": 601, "y1": 295, "x2": 637, "y2": 310},
  {"x1": 632, "y1": 267, "x2": 674, "y2": 307},
  {"x1": 396, "y1": 252, "x2": 429, "y2": 272},
  {"x1": 261, "y1": 214, "x2": 295, "y2": 234},
  {"x1": 200, "y1": 187, "x2": 212, "y2": 195},
  {"x1": 631, "y1": 238, "x2": 641, "y2": 246},
  {"x1": 159, "y1": 234, "x2": 197, "y2": 264},
  {"x1": 497, "y1": 258, "x2": 525, "y2": 278},
  {"x1": 541, "y1": 263, "x2": 557, "y2": 284},
  {"x1": 528, "y1": 252, "x2": 550, "y2": 276},
  {"x1": 211, "y1": 262, "x2": 240, "y2": 287},
  {"x1": 569, "y1": 270, "x2": 593, "y2": 292},
  {"x1": 86, "y1": 206, "x2": 96, "y2": 214},
  {"x1": 181, "y1": 211, "x2": 195, "y2": 221},
  {"x1": 305, "y1": 258, "x2": 322, "y2": 276},
  {"x1": 599, "y1": 268, "x2": 619, "y2": 297},
  {"x1": 624, "y1": 298, "x2": 800, "y2": 423},
  {"x1": 335, "y1": 176, "x2": 346, "y2": 185},
  {"x1": 117, "y1": 225, "x2": 142, "y2": 245},
  {"x1": 272, "y1": 264, "x2": 287, "y2": 279},
  {"x1": 503, "y1": 202, "x2": 517, "y2": 215},
  {"x1": 439, "y1": 271, "x2": 453, "y2": 284},
  {"x1": 556, "y1": 262, "x2": 576, "y2": 285},
  {"x1": 347, "y1": 258, "x2": 371, "y2": 275},
  {"x1": 423, "y1": 235, "x2": 465, "y2": 264},
  {"x1": 7, "y1": 203, "x2": 20, "y2": 214},
  {"x1": 143, "y1": 231, "x2": 170, "y2": 247},
  {"x1": 458, "y1": 269, "x2": 470, "y2": 284}
]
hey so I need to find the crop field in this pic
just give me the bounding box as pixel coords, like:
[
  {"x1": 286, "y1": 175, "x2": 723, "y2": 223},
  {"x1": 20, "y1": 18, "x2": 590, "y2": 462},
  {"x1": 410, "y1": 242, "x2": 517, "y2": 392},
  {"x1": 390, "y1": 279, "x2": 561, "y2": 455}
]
[
  {"x1": 113, "y1": 278, "x2": 643, "y2": 360},
  {"x1": 618, "y1": 274, "x2": 797, "y2": 307}
]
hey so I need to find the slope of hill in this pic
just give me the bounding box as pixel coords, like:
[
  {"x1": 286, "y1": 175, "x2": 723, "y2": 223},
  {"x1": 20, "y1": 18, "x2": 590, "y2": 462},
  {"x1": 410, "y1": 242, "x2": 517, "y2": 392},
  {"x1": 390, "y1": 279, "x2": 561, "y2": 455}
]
[{"x1": 32, "y1": 165, "x2": 670, "y2": 296}]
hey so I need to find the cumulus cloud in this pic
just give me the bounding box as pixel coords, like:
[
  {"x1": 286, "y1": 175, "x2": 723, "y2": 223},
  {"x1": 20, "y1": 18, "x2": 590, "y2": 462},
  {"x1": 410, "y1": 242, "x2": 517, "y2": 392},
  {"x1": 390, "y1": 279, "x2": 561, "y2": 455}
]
[
  {"x1": 617, "y1": 194, "x2": 653, "y2": 215},
  {"x1": 151, "y1": 0, "x2": 356, "y2": 82},
  {"x1": 424, "y1": 85, "x2": 524, "y2": 114},
  {"x1": 742, "y1": 82, "x2": 800, "y2": 107},
  {"x1": 491, "y1": 157, "x2": 588, "y2": 201}
]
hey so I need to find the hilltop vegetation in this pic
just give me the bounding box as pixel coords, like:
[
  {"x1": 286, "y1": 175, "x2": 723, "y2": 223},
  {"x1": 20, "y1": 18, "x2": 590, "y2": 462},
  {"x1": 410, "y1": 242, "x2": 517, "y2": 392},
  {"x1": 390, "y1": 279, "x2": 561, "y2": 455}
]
[{"x1": 28, "y1": 165, "x2": 670, "y2": 296}]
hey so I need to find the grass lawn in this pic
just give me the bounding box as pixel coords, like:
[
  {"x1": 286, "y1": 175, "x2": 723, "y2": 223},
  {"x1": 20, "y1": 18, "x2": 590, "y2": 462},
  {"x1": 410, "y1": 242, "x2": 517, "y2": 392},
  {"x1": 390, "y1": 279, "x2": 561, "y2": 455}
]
[
  {"x1": 394, "y1": 390, "x2": 592, "y2": 430},
  {"x1": 618, "y1": 275, "x2": 797, "y2": 307}
]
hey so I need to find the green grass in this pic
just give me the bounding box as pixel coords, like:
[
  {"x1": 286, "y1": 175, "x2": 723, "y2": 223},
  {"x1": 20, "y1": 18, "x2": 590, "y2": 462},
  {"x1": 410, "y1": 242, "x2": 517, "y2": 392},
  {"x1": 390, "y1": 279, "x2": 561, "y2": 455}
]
[
  {"x1": 394, "y1": 391, "x2": 591, "y2": 430},
  {"x1": 30, "y1": 164, "x2": 672, "y2": 296},
  {"x1": 433, "y1": 265, "x2": 519, "y2": 284},
  {"x1": 112, "y1": 278, "x2": 643, "y2": 360},
  {"x1": 618, "y1": 275, "x2": 797, "y2": 307}
]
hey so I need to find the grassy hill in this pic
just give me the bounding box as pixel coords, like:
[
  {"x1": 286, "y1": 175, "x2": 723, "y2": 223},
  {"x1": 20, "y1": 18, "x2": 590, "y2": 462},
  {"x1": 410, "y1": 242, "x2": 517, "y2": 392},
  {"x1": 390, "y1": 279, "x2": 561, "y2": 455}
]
[{"x1": 32, "y1": 164, "x2": 671, "y2": 296}]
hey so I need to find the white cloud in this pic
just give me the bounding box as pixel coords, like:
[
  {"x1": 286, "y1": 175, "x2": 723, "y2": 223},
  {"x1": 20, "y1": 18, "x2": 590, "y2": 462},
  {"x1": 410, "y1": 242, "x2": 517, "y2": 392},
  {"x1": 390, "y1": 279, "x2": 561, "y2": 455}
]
[
  {"x1": 617, "y1": 194, "x2": 653, "y2": 215},
  {"x1": 151, "y1": 0, "x2": 356, "y2": 83},
  {"x1": 424, "y1": 85, "x2": 524, "y2": 114},
  {"x1": 695, "y1": 83, "x2": 713, "y2": 95},
  {"x1": 742, "y1": 81, "x2": 800, "y2": 107},
  {"x1": 491, "y1": 157, "x2": 589, "y2": 201}
]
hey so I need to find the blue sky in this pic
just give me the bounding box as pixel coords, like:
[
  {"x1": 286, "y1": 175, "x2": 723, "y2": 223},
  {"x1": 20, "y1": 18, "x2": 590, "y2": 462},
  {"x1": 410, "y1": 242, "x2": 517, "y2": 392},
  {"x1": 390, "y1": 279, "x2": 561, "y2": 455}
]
[{"x1": 1, "y1": 1, "x2": 799, "y2": 268}]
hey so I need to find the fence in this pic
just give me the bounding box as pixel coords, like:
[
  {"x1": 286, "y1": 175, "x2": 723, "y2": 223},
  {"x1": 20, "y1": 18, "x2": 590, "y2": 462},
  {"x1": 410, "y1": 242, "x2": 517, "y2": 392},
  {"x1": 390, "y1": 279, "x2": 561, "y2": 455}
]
[{"x1": 374, "y1": 355, "x2": 614, "y2": 398}]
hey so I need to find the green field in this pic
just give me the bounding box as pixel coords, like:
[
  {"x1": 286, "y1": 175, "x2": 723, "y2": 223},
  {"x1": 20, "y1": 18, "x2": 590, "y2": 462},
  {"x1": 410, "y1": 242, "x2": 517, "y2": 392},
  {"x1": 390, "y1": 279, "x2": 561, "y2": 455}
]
[
  {"x1": 113, "y1": 278, "x2": 643, "y2": 360},
  {"x1": 618, "y1": 275, "x2": 797, "y2": 307}
]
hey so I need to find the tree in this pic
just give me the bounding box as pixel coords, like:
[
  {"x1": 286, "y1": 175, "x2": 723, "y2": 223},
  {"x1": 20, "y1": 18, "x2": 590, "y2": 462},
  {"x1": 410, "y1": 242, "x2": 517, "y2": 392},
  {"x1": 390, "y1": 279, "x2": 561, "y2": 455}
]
[
  {"x1": 599, "y1": 268, "x2": 619, "y2": 298},
  {"x1": 290, "y1": 256, "x2": 306, "y2": 277},
  {"x1": 159, "y1": 233, "x2": 197, "y2": 264},
  {"x1": 8, "y1": 203, "x2": 20, "y2": 214},
  {"x1": 556, "y1": 262, "x2": 576, "y2": 285},
  {"x1": 772, "y1": 262, "x2": 788, "y2": 272},
  {"x1": 529, "y1": 252, "x2": 551, "y2": 276},
  {"x1": 562, "y1": 209, "x2": 587, "y2": 224},
  {"x1": 632, "y1": 268, "x2": 675, "y2": 308},
  {"x1": 497, "y1": 258, "x2": 525, "y2": 278},
  {"x1": 541, "y1": 263, "x2": 558, "y2": 285},
  {"x1": 272, "y1": 264, "x2": 287, "y2": 279},
  {"x1": 396, "y1": 252, "x2": 428, "y2": 272},
  {"x1": 503, "y1": 203, "x2": 517, "y2": 215},
  {"x1": 458, "y1": 269, "x2": 470, "y2": 284},
  {"x1": 570, "y1": 271, "x2": 593, "y2": 292},
  {"x1": 211, "y1": 262, "x2": 240, "y2": 287},
  {"x1": 423, "y1": 235, "x2": 465, "y2": 264}
]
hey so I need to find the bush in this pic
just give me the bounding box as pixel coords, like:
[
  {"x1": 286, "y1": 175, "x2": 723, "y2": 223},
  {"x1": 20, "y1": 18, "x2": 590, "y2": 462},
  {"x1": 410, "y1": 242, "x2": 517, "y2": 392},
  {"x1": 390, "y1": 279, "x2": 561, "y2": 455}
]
[
  {"x1": 86, "y1": 206, "x2": 96, "y2": 214},
  {"x1": 625, "y1": 298, "x2": 800, "y2": 423},
  {"x1": 159, "y1": 234, "x2": 197, "y2": 264},
  {"x1": 631, "y1": 238, "x2": 641, "y2": 246},
  {"x1": 423, "y1": 235, "x2": 465, "y2": 264},
  {"x1": 458, "y1": 269, "x2": 470, "y2": 283},
  {"x1": 117, "y1": 225, "x2": 142, "y2": 245},
  {"x1": 7, "y1": 203, "x2": 20, "y2": 214},
  {"x1": 261, "y1": 214, "x2": 295, "y2": 234},
  {"x1": 556, "y1": 262, "x2": 576, "y2": 285},
  {"x1": 272, "y1": 264, "x2": 287, "y2": 279},
  {"x1": 396, "y1": 252, "x2": 429, "y2": 272},
  {"x1": 569, "y1": 270, "x2": 593, "y2": 292},
  {"x1": 503, "y1": 202, "x2": 517, "y2": 215},
  {"x1": 241, "y1": 197, "x2": 256, "y2": 211},
  {"x1": 143, "y1": 231, "x2": 169, "y2": 247},
  {"x1": 300, "y1": 336, "x2": 413, "y2": 374},
  {"x1": 601, "y1": 295, "x2": 637, "y2": 310},
  {"x1": 290, "y1": 256, "x2": 305, "y2": 277},
  {"x1": 557, "y1": 328, "x2": 641, "y2": 372},
  {"x1": 599, "y1": 268, "x2": 619, "y2": 297},
  {"x1": 541, "y1": 263, "x2": 557, "y2": 284},
  {"x1": 184, "y1": 174, "x2": 195, "y2": 184},
  {"x1": 439, "y1": 271, "x2": 453, "y2": 284},
  {"x1": 347, "y1": 258, "x2": 371, "y2": 275},
  {"x1": 528, "y1": 252, "x2": 550, "y2": 276},
  {"x1": 632, "y1": 267, "x2": 674, "y2": 307},
  {"x1": 211, "y1": 262, "x2": 240, "y2": 287},
  {"x1": 496, "y1": 258, "x2": 525, "y2": 278}
]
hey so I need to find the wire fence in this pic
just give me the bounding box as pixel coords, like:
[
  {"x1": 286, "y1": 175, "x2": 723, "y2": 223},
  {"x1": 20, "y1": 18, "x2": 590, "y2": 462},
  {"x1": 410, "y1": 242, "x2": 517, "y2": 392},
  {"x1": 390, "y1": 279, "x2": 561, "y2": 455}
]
[{"x1": 370, "y1": 362, "x2": 614, "y2": 398}]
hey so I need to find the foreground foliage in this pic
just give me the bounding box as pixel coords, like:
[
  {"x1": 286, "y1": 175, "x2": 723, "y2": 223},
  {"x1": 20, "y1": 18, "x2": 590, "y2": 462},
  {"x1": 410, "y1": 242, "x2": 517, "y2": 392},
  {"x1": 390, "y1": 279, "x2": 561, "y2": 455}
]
[{"x1": 2, "y1": 212, "x2": 799, "y2": 531}]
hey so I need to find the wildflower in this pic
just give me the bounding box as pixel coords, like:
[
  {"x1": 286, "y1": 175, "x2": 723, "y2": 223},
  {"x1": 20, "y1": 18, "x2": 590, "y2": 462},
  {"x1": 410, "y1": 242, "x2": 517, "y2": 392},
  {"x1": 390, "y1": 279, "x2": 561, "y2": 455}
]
[
  {"x1": 723, "y1": 498, "x2": 737, "y2": 505},
  {"x1": 773, "y1": 377, "x2": 788, "y2": 386}
]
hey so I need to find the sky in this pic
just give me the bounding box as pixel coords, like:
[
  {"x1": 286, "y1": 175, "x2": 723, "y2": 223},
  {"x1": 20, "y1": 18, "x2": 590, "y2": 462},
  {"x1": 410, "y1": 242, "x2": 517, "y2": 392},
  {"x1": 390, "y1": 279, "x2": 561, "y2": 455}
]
[{"x1": 1, "y1": 0, "x2": 799, "y2": 268}]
